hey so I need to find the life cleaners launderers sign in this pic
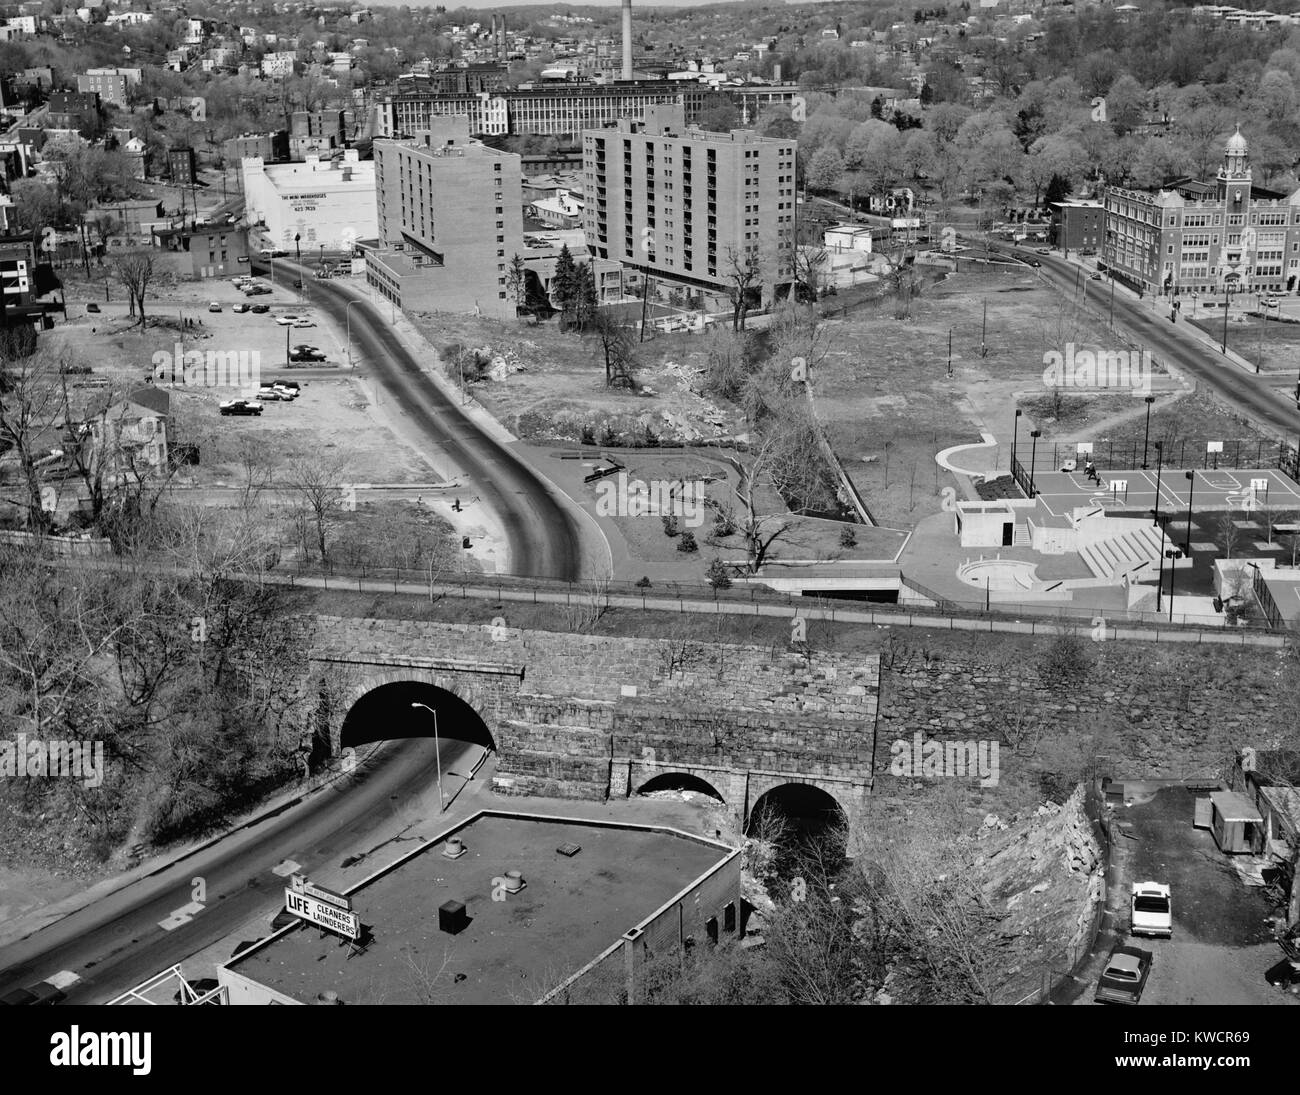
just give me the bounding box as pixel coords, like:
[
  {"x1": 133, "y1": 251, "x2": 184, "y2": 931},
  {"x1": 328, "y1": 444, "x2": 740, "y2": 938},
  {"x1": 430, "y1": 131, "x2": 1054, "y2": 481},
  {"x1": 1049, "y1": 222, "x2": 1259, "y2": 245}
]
[{"x1": 284, "y1": 874, "x2": 361, "y2": 939}]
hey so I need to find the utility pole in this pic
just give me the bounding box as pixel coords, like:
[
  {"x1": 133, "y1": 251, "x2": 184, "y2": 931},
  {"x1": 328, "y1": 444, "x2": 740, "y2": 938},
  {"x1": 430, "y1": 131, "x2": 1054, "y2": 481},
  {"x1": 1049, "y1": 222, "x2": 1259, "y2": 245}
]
[
  {"x1": 980, "y1": 298, "x2": 987, "y2": 357},
  {"x1": 1221, "y1": 283, "x2": 1230, "y2": 354}
]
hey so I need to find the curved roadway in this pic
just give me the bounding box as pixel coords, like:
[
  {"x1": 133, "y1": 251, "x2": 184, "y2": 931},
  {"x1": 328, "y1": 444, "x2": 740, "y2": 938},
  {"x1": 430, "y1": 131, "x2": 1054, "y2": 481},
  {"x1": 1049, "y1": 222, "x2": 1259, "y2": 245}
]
[
  {"x1": 0, "y1": 738, "x2": 473, "y2": 1004},
  {"x1": 269, "y1": 261, "x2": 585, "y2": 581}
]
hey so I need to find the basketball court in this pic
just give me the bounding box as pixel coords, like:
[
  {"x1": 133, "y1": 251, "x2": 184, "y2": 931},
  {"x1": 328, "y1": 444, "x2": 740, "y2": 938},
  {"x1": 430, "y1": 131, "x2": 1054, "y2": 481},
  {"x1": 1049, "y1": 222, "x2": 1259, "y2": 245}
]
[{"x1": 1027, "y1": 465, "x2": 1300, "y2": 520}]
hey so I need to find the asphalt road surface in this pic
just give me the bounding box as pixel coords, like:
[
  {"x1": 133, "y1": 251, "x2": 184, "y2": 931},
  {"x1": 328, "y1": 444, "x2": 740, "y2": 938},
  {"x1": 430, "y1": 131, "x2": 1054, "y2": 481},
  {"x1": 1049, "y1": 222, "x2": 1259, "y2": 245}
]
[
  {"x1": 265, "y1": 262, "x2": 583, "y2": 581},
  {"x1": 1001, "y1": 244, "x2": 1300, "y2": 439},
  {"x1": 0, "y1": 737, "x2": 472, "y2": 1004}
]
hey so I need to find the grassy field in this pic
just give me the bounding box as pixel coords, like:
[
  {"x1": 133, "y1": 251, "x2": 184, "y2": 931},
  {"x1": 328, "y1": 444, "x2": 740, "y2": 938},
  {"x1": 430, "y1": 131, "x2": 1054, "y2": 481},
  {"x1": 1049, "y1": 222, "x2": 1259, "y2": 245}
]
[{"x1": 815, "y1": 262, "x2": 1118, "y2": 527}]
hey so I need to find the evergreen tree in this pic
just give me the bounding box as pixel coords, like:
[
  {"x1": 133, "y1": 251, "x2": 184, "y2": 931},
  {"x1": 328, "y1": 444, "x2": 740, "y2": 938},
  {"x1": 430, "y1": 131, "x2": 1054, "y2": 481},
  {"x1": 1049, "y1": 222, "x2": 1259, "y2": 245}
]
[{"x1": 550, "y1": 244, "x2": 578, "y2": 327}]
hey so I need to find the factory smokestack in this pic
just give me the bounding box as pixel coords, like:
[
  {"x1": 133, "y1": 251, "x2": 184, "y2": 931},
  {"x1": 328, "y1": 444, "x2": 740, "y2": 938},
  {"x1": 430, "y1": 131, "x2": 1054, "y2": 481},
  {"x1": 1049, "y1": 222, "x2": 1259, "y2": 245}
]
[{"x1": 622, "y1": 0, "x2": 632, "y2": 81}]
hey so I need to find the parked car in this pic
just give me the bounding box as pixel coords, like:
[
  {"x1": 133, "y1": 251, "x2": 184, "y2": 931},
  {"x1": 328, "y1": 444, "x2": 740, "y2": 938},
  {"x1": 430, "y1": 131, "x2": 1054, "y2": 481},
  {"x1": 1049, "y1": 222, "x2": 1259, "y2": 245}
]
[
  {"x1": 232, "y1": 303, "x2": 250, "y2": 314},
  {"x1": 1028, "y1": 260, "x2": 1042, "y2": 267},
  {"x1": 292, "y1": 279, "x2": 304, "y2": 289},
  {"x1": 259, "y1": 248, "x2": 288, "y2": 258},
  {"x1": 1095, "y1": 945, "x2": 1153, "y2": 1004},
  {"x1": 274, "y1": 314, "x2": 299, "y2": 325},
  {"x1": 273, "y1": 380, "x2": 301, "y2": 392},
  {"x1": 271, "y1": 384, "x2": 299, "y2": 399},
  {"x1": 290, "y1": 348, "x2": 326, "y2": 362},
  {"x1": 257, "y1": 387, "x2": 285, "y2": 401},
  {"x1": 1264, "y1": 297, "x2": 1280, "y2": 308},
  {"x1": 251, "y1": 304, "x2": 270, "y2": 314},
  {"x1": 1130, "y1": 882, "x2": 1172, "y2": 938},
  {"x1": 292, "y1": 319, "x2": 315, "y2": 328},
  {"x1": 1089, "y1": 272, "x2": 1103, "y2": 281},
  {"x1": 1035, "y1": 248, "x2": 1050, "y2": 255},
  {"x1": 208, "y1": 302, "x2": 222, "y2": 313},
  {"x1": 219, "y1": 399, "x2": 264, "y2": 416}
]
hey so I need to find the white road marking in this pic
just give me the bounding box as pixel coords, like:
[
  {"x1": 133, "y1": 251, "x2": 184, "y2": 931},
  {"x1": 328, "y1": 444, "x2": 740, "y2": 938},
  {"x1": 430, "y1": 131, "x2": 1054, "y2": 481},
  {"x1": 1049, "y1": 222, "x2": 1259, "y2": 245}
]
[{"x1": 271, "y1": 859, "x2": 302, "y2": 877}]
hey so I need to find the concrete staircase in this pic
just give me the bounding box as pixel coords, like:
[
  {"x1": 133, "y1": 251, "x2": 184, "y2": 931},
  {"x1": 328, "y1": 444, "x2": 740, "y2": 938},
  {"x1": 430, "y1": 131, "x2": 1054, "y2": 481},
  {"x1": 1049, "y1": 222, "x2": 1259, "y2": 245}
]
[
  {"x1": 1013, "y1": 521, "x2": 1031, "y2": 546},
  {"x1": 1079, "y1": 523, "x2": 1169, "y2": 580}
]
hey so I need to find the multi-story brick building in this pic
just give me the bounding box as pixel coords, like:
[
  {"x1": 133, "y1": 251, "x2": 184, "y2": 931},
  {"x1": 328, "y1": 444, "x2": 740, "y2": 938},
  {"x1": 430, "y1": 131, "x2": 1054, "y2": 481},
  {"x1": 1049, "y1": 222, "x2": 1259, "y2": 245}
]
[
  {"x1": 224, "y1": 131, "x2": 289, "y2": 165},
  {"x1": 1102, "y1": 128, "x2": 1300, "y2": 297},
  {"x1": 369, "y1": 116, "x2": 524, "y2": 319},
  {"x1": 376, "y1": 80, "x2": 798, "y2": 140},
  {"x1": 582, "y1": 104, "x2": 796, "y2": 309},
  {"x1": 46, "y1": 90, "x2": 101, "y2": 129},
  {"x1": 75, "y1": 67, "x2": 141, "y2": 108},
  {"x1": 393, "y1": 63, "x2": 508, "y2": 96},
  {"x1": 1048, "y1": 199, "x2": 1103, "y2": 253}
]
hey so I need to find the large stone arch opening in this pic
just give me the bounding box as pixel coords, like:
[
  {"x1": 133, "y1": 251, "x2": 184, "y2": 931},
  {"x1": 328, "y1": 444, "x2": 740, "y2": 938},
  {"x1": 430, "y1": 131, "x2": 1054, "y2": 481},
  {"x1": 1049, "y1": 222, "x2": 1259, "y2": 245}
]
[
  {"x1": 636, "y1": 772, "x2": 726, "y2": 802},
  {"x1": 340, "y1": 681, "x2": 496, "y2": 752},
  {"x1": 746, "y1": 782, "x2": 849, "y2": 870}
]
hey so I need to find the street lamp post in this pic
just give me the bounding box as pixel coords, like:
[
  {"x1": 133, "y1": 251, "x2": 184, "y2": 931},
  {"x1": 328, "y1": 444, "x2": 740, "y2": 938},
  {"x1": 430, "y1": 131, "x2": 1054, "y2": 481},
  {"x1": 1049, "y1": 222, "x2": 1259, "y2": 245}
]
[
  {"x1": 1152, "y1": 440, "x2": 1164, "y2": 527},
  {"x1": 1029, "y1": 429, "x2": 1041, "y2": 497},
  {"x1": 1012, "y1": 407, "x2": 1022, "y2": 471},
  {"x1": 1184, "y1": 470, "x2": 1195, "y2": 554},
  {"x1": 1141, "y1": 395, "x2": 1155, "y2": 469},
  {"x1": 1153, "y1": 513, "x2": 1169, "y2": 613},
  {"x1": 410, "y1": 702, "x2": 445, "y2": 812}
]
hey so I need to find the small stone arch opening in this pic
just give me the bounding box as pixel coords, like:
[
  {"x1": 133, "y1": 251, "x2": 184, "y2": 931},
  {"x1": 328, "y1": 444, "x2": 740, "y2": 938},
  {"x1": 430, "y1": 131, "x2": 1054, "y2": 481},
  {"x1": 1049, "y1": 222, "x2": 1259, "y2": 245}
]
[{"x1": 636, "y1": 772, "x2": 726, "y2": 802}]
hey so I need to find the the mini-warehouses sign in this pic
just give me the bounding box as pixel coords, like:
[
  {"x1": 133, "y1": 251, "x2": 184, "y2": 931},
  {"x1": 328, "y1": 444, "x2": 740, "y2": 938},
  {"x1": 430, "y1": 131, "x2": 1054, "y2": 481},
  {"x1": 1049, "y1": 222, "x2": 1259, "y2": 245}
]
[{"x1": 284, "y1": 875, "x2": 360, "y2": 939}]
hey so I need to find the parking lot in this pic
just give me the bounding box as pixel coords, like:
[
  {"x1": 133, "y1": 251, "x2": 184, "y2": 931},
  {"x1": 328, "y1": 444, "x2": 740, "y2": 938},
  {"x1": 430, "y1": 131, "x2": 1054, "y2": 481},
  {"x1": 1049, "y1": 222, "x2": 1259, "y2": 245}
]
[{"x1": 1077, "y1": 783, "x2": 1296, "y2": 1006}]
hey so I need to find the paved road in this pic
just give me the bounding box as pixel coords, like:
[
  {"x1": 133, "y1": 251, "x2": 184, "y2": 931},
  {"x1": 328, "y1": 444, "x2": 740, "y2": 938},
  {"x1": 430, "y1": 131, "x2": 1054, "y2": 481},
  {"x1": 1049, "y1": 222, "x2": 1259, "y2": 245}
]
[
  {"x1": 0, "y1": 737, "x2": 475, "y2": 1004},
  {"x1": 262, "y1": 261, "x2": 583, "y2": 581},
  {"x1": 1001, "y1": 244, "x2": 1300, "y2": 439}
]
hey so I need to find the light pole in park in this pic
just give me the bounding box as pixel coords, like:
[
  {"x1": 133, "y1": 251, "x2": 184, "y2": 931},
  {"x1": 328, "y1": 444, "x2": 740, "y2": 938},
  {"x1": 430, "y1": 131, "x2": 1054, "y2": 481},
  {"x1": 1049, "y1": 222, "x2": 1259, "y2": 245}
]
[
  {"x1": 1029, "y1": 429, "x2": 1042, "y2": 497},
  {"x1": 1153, "y1": 512, "x2": 1170, "y2": 613},
  {"x1": 1184, "y1": 470, "x2": 1195, "y2": 555},
  {"x1": 1152, "y1": 441, "x2": 1164, "y2": 527},
  {"x1": 1141, "y1": 394, "x2": 1156, "y2": 469},
  {"x1": 346, "y1": 298, "x2": 364, "y2": 367},
  {"x1": 410, "y1": 702, "x2": 445, "y2": 812},
  {"x1": 1012, "y1": 408, "x2": 1022, "y2": 471}
]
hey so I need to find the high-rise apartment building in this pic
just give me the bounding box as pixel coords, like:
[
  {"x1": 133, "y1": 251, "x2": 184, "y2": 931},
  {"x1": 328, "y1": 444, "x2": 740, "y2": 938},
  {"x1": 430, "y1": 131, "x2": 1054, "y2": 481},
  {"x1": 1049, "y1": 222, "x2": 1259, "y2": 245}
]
[
  {"x1": 370, "y1": 116, "x2": 524, "y2": 319},
  {"x1": 582, "y1": 104, "x2": 796, "y2": 306}
]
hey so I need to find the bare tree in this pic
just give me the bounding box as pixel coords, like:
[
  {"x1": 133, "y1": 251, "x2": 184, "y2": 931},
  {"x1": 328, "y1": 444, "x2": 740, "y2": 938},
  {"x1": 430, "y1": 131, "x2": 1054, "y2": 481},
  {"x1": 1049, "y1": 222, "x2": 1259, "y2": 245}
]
[
  {"x1": 112, "y1": 249, "x2": 155, "y2": 328},
  {"x1": 288, "y1": 451, "x2": 353, "y2": 565},
  {"x1": 1217, "y1": 512, "x2": 1241, "y2": 560},
  {"x1": 724, "y1": 246, "x2": 764, "y2": 332},
  {"x1": 588, "y1": 308, "x2": 637, "y2": 388},
  {"x1": 739, "y1": 436, "x2": 796, "y2": 574},
  {"x1": 0, "y1": 349, "x2": 64, "y2": 532}
]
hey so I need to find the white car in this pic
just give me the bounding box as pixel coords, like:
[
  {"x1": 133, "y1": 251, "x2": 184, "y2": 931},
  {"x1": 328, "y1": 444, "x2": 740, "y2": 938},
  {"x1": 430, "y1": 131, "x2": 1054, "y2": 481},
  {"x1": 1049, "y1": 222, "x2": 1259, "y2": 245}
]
[
  {"x1": 273, "y1": 315, "x2": 298, "y2": 326},
  {"x1": 256, "y1": 387, "x2": 286, "y2": 401},
  {"x1": 1130, "y1": 882, "x2": 1172, "y2": 938},
  {"x1": 292, "y1": 318, "x2": 315, "y2": 328},
  {"x1": 270, "y1": 383, "x2": 298, "y2": 399}
]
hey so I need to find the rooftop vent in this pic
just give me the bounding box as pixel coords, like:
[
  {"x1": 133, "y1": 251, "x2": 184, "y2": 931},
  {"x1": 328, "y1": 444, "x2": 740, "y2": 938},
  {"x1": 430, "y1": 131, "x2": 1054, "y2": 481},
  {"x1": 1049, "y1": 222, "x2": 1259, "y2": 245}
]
[
  {"x1": 439, "y1": 899, "x2": 469, "y2": 935},
  {"x1": 556, "y1": 842, "x2": 581, "y2": 857},
  {"x1": 442, "y1": 836, "x2": 468, "y2": 860}
]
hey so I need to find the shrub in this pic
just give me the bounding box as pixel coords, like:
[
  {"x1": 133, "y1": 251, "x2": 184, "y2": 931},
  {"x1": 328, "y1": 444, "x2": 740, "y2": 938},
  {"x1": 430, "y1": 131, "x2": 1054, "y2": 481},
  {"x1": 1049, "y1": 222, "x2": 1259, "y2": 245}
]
[
  {"x1": 662, "y1": 515, "x2": 679, "y2": 537},
  {"x1": 678, "y1": 530, "x2": 698, "y2": 553},
  {"x1": 580, "y1": 424, "x2": 596, "y2": 446},
  {"x1": 706, "y1": 557, "x2": 732, "y2": 588},
  {"x1": 839, "y1": 524, "x2": 857, "y2": 548},
  {"x1": 600, "y1": 423, "x2": 619, "y2": 446},
  {"x1": 635, "y1": 575, "x2": 652, "y2": 588}
]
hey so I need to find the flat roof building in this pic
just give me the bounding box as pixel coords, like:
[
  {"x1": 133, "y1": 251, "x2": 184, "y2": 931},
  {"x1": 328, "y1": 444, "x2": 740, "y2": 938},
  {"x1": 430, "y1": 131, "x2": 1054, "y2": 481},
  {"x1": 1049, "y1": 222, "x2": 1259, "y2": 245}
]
[
  {"x1": 370, "y1": 116, "x2": 523, "y2": 319},
  {"x1": 583, "y1": 104, "x2": 796, "y2": 308},
  {"x1": 218, "y1": 811, "x2": 740, "y2": 1005},
  {"x1": 242, "y1": 149, "x2": 377, "y2": 253}
]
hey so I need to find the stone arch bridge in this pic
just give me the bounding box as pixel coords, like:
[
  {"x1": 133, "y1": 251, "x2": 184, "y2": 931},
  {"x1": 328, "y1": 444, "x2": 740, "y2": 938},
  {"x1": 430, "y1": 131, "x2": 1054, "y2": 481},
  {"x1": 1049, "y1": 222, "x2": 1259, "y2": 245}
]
[{"x1": 294, "y1": 615, "x2": 881, "y2": 830}]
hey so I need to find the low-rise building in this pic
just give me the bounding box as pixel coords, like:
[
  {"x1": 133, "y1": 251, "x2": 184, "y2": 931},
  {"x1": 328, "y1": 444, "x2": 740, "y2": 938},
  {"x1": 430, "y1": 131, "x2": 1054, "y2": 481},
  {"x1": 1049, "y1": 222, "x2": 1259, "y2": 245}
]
[
  {"x1": 242, "y1": 149, "x2": 377, "y2": 252},
  {"x1": 1049, "y1": 199, "x2": 1104, "y2": 253},
  {"x1": 151, "y1": 223, "x2": 250, "y2": 278}
]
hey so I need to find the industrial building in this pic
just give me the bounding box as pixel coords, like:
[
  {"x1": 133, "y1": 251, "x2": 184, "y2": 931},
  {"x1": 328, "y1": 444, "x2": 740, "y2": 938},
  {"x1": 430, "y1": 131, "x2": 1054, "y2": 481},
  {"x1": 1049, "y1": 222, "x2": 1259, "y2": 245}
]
[
  {"x1": 242, "y1": 150, "x2": 377, "y2": 253},
  {"x1": 217, "y1": 811, "x2": 740, "y2": 1005},
  {"x1": 369, "y1": 116, "x2": 523, "y2": 318},
  {"x1": 582, "y1": 104, "x2": 796, "y2": 309}
]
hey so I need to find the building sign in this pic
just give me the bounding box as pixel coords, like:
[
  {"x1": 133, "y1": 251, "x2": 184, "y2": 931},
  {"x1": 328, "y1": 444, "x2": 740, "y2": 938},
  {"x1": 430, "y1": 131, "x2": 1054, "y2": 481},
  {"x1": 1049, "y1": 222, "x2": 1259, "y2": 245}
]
[
  {"x1": 284, "y1": 887, "x2": 361, "y2": 939},
  {"x1": 287, "y1": 192, "x2": 326, "y2": 212}
]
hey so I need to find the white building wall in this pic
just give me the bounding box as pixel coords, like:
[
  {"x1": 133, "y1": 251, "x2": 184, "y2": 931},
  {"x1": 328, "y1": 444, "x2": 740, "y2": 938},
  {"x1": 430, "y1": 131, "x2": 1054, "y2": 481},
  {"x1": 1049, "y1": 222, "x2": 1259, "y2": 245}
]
[{"x1": 241, "y1": 153, "x2": 377, "y2": 251}]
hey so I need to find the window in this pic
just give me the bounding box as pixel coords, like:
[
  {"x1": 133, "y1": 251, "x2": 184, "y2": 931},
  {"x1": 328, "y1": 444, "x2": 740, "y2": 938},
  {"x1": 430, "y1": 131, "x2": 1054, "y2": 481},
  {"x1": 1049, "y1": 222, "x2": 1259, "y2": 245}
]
[{"x1": 496, "y1": 221, "x2": 504, "y2": 229}]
